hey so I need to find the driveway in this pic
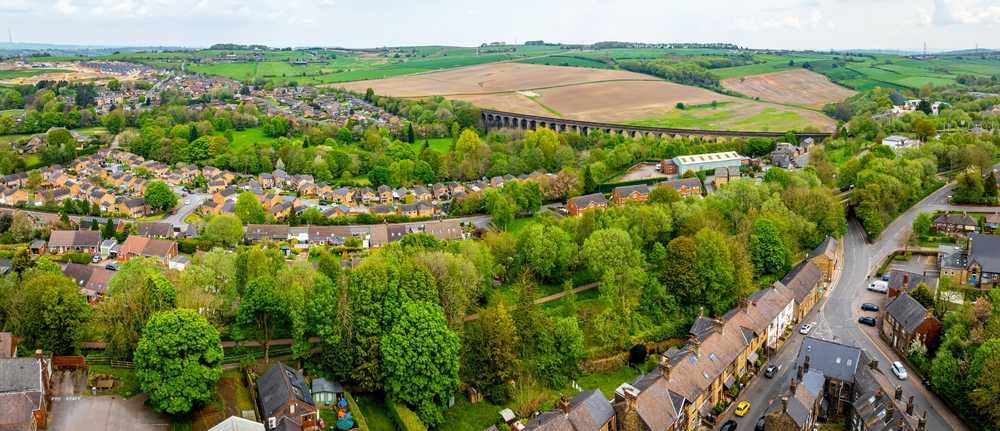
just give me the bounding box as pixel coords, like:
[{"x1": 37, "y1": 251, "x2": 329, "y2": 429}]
[{"x1": 49, "y1": 395, "x2": 171, "y2": 431}]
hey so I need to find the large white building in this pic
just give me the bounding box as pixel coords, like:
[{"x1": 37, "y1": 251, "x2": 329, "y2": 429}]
[{"x1": 672, "y1": 151, "x2": 745, "y2": 176}]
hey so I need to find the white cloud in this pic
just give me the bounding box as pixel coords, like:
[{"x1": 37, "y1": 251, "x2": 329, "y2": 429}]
[
  {"x1": 54, "y1": 0, "x2": 77, "y2": 14},
  {"x1": 933, "y1": 0, "x2": 1000, "y2": 25}
]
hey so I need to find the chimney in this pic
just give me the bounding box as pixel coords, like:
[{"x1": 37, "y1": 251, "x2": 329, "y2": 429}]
[
  {"x1": 870, "y1": 359, "x2": 879, "y2": 370},
  {"x1": 898, "y1": 418, "x2": 906, "y2": 429},
  {"x1": 796, "y1": 365, "x2": 803, "y2": 380},
  {"x1": 918, "y1": 411, "x2": 927, "y2": 431},
  {"x1": 906, "y1": 395, "x2": 914, "y2": 415},
  {"x1": 790, "y1": 378, "x2": 798, "y2": 394},
  {"x1": 895, "y1": 385, "x2": 903, "y2": 401},
  {"x1": 903, "y1": 273, "x2": 910, "y2": 288},
  {"x1": 658, "y1": 355, "x2": 672, "y2": 379},
  {"x1": 622, "y1": 386, "x2": 639, "y2": 414},
  {"x1": 886, "y1": 401, "x2": 895, "y2": 423},
  {"x1": 558, "y1": 395, "x2": 571, "y2": 415},
  {"x1": 804, "y1": 355, "x2": 811, "y2": 372},
  {"x1": 781, "y1": 397, "x2": 789, "y2": 413}
]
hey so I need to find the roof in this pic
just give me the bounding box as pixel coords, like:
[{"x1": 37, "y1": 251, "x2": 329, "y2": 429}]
[
  {"x1": 522, "y1": 389, "x2": 614, "y2": 431},
  {"x1": 786, "y1": 369, "x2": 824, "y2": 428},
  {"x1": 796, "y1": 336, "x2": 863, "y2": 383},
  {"x1": 808, "y1": 236, "x2": 837, "y2": 260},
  {"x1": 781, "y1": 260, "x2": 824, "y2": 303},
  {"x1": 886, "y1": 269, "x2": 934, "y2": 293},
  {"x1": 0, "y1": 391, "x2": 37, "y2": 430},
  {"x1": 48, "y1": 230, "x2": 102, "y2": 249},
  {"x1": 0, "y1": 357, "x2": 43, "y2": 393},
  {"x1": 613, "y1": 184, "x2": 650, "y2": 197},
  {"x1": 311, "y1": 378, "x2": 342, "y2": 394},
  {"x1": 136, "y1": 222, "x2": 174, "y2": 238},
  {"x1": 245, "y1": 224, "x2": 290, "y2": 241},
  {"x1": 120, "y1": 235, "x2": 177, "y2": 259},
  {"x1": 257, "y1": 362, "x2": 314, "y2": 418},
  {"x1": 207, "y1": 416, "x2": 265, "y2": 431},
  {"x1": 568, "y1": 193, "x2": 608, "y2": 208},
  {"x1": 673, "y1": 151, "x2": 743, "y2": 166},
  {"x1": 969, "y1": 233, "x2": 1000, "y2": 273},
  {"x1": 62, "y1": 263, "x2": 113, "y2": 297},
  {"x1": 884, "y1": 293, "x2": 933, "y2": 333},
  {"x1": 933, "y1": 213, "x2": 976, "y2": 226},
  {"x1": 660, "y1": 177, "x2": 702, "y2": 190}
]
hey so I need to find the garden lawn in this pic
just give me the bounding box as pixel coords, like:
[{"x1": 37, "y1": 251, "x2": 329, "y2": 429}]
[
  {"x1": 353, "y1": 394, "x2": 396, "y2": 431},
  {"x1": 408, "y1": 137, "x2": 453, "y2": 154}
]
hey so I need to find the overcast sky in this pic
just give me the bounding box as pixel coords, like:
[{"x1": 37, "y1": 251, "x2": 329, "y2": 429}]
[{"x1": 0, "y1": 0, "x2": 998, "y2": 51}]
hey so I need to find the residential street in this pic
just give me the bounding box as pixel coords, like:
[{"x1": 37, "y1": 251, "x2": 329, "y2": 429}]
[{"x1": 716, "y1": 181, "x2": 971, "y2": 430}]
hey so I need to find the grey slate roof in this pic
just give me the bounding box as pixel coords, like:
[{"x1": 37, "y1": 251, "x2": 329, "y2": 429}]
[
  {"x1": 256, "y1": 362, "x2": 313, "y2": 417},
  {"x1": 796, "y1": 336, "x2": 864, "y2": 383},
  {"x1": 522, "y1": 389, "x2": 614, "y2": 431},
  {"x1": 787, "y1": 369, "x2": 824, "y2": 428},
  {"x1": 782, "y1": 260, "x2": 823, "y2": 303},
  {"x1": 886, "y1": 270, "x2": 934, "y2": 293},
  {"x1": 613, "y1": 184, "x2": 650, "y2": 197},
  {"x1": 568, "y1": 193, "x2": 608, "y2": 208},
  {"x1": 0, "y1": 358, "x2": 43, "y2": 393},
  {"x1": 884, "y1": 293, "x2": 931, "y2": 333},
  {"x1": 969, "y1": 233, "x2": 1000, "y2": 273},
  {"x1": 311, "y1": 378, "x2": 342, "y2": 394},
  {"x1": 808, "y1": 236, "x2": 837, "y2": 260}
]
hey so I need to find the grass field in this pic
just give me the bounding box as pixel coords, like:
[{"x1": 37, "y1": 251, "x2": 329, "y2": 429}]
[
  {"x1": 409, "y1": 137, "x2": 452, "y2": 154},
  {"x1": 354, "y1": 394, "x2": 397, "y2": 431},
  {"x1": 722, "y1": 69, "x2": 856, "y2": 108},
  {"x1": 624, "y1": 101, "x2": 814, "y2": 131},
  {"x1": 0, "y1": 68, "x2": 68, "y2": 80}
]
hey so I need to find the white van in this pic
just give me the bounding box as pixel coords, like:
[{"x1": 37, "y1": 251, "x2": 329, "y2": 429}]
[{"x1": 868, "y1": 280, "x2": 888, "y2": 293}]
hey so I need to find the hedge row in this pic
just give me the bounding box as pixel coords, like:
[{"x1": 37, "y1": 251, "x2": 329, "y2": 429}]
[
  {"x1": 344, "y1": 392, "x2": 370, "y2": 431},
  {"x1": 387, "y1": 401, "x2": 427, "y2": 431}
]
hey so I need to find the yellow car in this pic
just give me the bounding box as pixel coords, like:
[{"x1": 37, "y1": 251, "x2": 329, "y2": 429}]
[{"x1": 734, "y1": 401, "x2": 751, "y2": 417}]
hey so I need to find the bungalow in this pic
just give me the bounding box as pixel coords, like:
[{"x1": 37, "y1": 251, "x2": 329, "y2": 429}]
[
  {"x1": 257, "y1": 362, "x2": 318, "y2": 431},
  {"x1": 136, "y1": 222, "x2": 175, "y2": 238},
  {"x1": 612, "y1": 184, "x2": 650, "y2": 205},
  {"x1": 245, "y1": 224, "x2": 290, "y2": 242},
  {"x1": 566, "y1": 193, "x2": 608, "y2": 216},
  {"x1": 932, "y1": 213, "x2": 977, "y2": 234},
  {"x1": 881, "y1": 292, "x2": 942, "y2": 353},
  {"x1": 48, "y1": 230, "x2": 102, "y2": 254},
  {"x1": 62, "y1": 262, "x2": 114, "y2": 302},
  {"x1": 660, "y1": 178, "x2": 702, "y2": 198},
  {"x1": 118, "y1": 235, "x2": 179, "y2": 262}
]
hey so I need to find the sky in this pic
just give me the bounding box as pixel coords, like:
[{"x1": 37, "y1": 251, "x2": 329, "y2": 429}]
[{"x1": 0, "y1": 0, "x2": 998, "y2": 51}]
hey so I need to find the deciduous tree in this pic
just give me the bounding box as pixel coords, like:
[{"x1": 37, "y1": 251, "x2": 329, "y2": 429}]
[{"x1": 143, "y1": 180, "x2": 178, "y2": 211}]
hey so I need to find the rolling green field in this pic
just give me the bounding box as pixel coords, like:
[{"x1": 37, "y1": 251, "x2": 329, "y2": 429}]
[
  {"x1": 624, "y1": 101, "x2": 809, "y2": 131},
  {"x1": 409, "y1": 137, "x2": 453, "y2": 154},
  {"x1": 0, "y1": 68, "x2": 67, "y2": 79}
]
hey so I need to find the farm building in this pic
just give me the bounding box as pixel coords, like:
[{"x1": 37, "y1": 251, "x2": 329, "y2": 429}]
[{"x1": 670, "y1": 151, "x2": 745, "y2": 177}]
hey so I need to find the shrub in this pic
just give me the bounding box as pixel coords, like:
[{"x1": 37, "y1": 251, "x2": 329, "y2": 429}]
[
  {"x1": 63, "y1": 251, "x2": 93, "y2": 264},
  {"x1": 387, "y1": 401, "x2": 427, "y2": 431},
  {"x1": 344, "y1": 392, "x2": 371, "y2": 431},
  {"x1": 178, "y1": 238, "x2": 214, "y2": 254}
]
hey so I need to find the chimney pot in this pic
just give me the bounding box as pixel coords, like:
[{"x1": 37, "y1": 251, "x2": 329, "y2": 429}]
[
  {"x1": 558, "y1": 395, "x2": 570, "y2": 415},
  {"x1": 870, "y1": 359, "x2": 879, "y2": 370},
  {"x1": 797, "y1": 365, "x2": 803, "y2": 380},
  {"x1": 781, "y1": 397, "x2": 788, "y2": 413},
  {"x1": 906, "y1": 395, "x2": 915, "y2": 415},
  {"x1": 804, "y1": 355, "x2": 811, "y2": 372},
  {"x1": 895, "y1": 385, "x2": 903, "y2": 401},
  {"x1": 790, "y1": 378, "x2": 798, "y2": 393}
]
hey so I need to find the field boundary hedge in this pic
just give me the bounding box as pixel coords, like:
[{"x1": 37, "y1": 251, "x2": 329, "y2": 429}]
[{"x1": 387, "y1": 401, "x2": 427, "y2": 431}]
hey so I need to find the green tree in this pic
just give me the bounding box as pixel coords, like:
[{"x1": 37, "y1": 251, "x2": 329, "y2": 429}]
[
  {"x1": 8, "y1": 212, "x2": 34, "y2": 243},
  {"x1": 202, "y1": 214, "x2": 243, "y2": 247},
  {"x1": 583, "y1": 164, "x2": 597, "y2": 194},
  {"x1": 930, "y1": 348, "x2": 968, "y2": 405},
  {"x1": 535, "y1": 316, "x2": 585, "y2": 388},
  {"x1": 235, "y1": 191, "x2": 266, "y2": 224},
  {"x1": 381, "y1": 301, "x2": 460, "y2": 427},
  {"x1": 134, "y1": 309, "x2": 223, "y2": 415},
  {"x1": 985, "y1": 171, "x2": 998, "y2": 203},
  {"x1": 914, "y1": 118, "x2": 936, "y2": 141},
  {"x1": 969, "y1": 339, "x2": 1000, "y2": 427},
  {"x1": 236, "y1": 276, "x2": 288, "y2": 363},
  {"x1": 911, "y1": 283, "x2": 935, "y2": 309},
  {"x1": 143, "y1": 180, "x2": 178, "y2": 211},
  {"x1": 953, "y1": 168, "x2": 985, "y2": 204},
  {"x1": 483, "y1": 189, "x2": 515, "y2": 231},
  {"x1": 749, "y1": 218, "x2": 789, "y2": 276},
  {"x1": 10, "y1": 269, "x2": 91, "y2": 354},
  {"x1": 695, "y1": 228, "x2": 737, "y2": 315},
  {"x1": 912, "y1": 213, "x2": 933, "y2": 238},
  {"x1": 97, "y1": 257, "x2": 176, "y2": 360},
  {"x1": 649, "y1": 186, "x2": 682, "y2": 204},
  {"x1": 462, "y1": 303, "x2": 519, "y2": 403},
  {"x1": 661, "y1": 236, "x2": 701, "y2": 305}
]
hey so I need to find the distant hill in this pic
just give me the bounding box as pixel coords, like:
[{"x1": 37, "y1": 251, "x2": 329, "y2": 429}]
[{"x1": 0, "y1": 42, "x2": 194, "y2": 57}]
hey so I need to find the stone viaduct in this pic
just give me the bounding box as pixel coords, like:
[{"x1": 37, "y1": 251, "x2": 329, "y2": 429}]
[{"x1": 480, "y1": 109, "x2": 834, "y2": 142}]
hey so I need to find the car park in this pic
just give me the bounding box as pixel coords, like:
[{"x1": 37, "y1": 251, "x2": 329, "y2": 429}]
[
  {"x1": 891, "y1": 361, "x2": 908, "y2": 380},
  {"x1": 858, "y1": 316, "x2": 877, "y2": 326},
  {"x1": 861, "y1": 303, "x2": 879, "y2": 312},
  {"x1": 735, "y1": 401, "x2": 751, "y2": 417}
]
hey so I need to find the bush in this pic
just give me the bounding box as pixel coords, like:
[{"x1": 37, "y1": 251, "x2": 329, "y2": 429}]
[
  {"x1": 178, "y1": 238, "x2": 214, "y2": 254},
  {"x1": 387, "y1": 401, "x2": 427, "y2": 431},
  {"x1": 63, "y1": 251, "x2": 93, "y2": 264},
  {"x1": 344, "y1": 392, "x2": 371, "y2": 431}
]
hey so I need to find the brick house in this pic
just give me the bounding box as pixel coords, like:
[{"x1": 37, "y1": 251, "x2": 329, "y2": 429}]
[
  {"x1": 47, "y1": 230, "x2": 102, "y2": 254},
  {"x1": 257, "y1": 362, "x2": 318, "y2": 431},
  {"x1": 118, "y1": 235, "x2": 179, "y2": 263},
  {"x1": 660, "y1": 178, "x2": 702, "y2": 198},
  {"x1": 781, "y1": 260, "x2": 824, "y2": 323},
  {"x1": 808, "y1": 236, "x2": 840, "y2": 282},
  {"x1": 881, "y1": 292, "x2": 942, "y2": 353},
  {"x1": 932, "y1": 213, "x2": 977, "y2": 234},
  {"x1": 566, "y1": 193, "x2": 608, "y2": 216},
  {"x1": 612, "y1": 184, "x2": 650, "y2": 205},
  {"x1": 0, "y1": 350, "x2": 52, "y2": 431}
]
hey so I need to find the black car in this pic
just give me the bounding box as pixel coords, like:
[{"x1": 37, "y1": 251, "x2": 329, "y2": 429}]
[
  {"x1": 105, "y1": 263, "x2": 118, "y2": 271},
  {"x1": 721, "y1": 420, "x2": 738, "y2": 431},
  {"x1": 764, "y1": 365, "x2": 779, "y2": 378},
  {"x1": 756, "y1": 416, "x2": 766, "y2": 431},
  {"x1": 858, "y1": 316, "x2": 877, "y2": 326},
  {"x1": 861, "y1": 303, "x2": 879, "y2": 312}
]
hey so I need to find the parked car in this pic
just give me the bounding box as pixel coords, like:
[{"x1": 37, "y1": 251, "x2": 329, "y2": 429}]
[
  {"x1": 868, "y1": 281, "x2": 888, "y2": 293},
  {"x1": 861, "y1": 303, "x2": 879, "y2": 312},
  {"x1": 756, "y1": 416, "x2": 766, "y2": 431},
  {"x1": 735, "y1": 401, "x2": 751, "y2": 417},
  {"x1": 891, "y1": 361, "x2": 908, "y2": 380},
  {"x1": 764, "y1": 364, "x2": 780, "y2": 378},
  {"x1": 882, "y1": 274, "x2": 890, "y2": 281},
  {"x1": 91, "y1": 255, "x2": 101, "y2": 263},
  {"x1": 105, "y1": 263, "x2": 118, "y2": 271},
  {"x1": 858, "y1": 316, "x2": 877, "y2": 326},
  {"x1": 721, "y1": 420, "x2": 738, "y2": 431},
  {"x1": 799, "y1": 322, "x2": 815, "y2": 334}
]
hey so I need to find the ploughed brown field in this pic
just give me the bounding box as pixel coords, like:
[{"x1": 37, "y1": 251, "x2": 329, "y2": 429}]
[
  {"x1": 335, "y1": 62, "x2": 836, "y2": 131},
  {"x1": 721, "y1": 69, "x2": 856, "y2": 109}
]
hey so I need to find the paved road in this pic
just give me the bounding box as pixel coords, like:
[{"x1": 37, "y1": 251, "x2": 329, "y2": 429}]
[
  {"x1": 161, "y1": 188, "x2": 210, "y2": 230},
  {"x1": 717, "y1": 181, "x2": 971, "y2": 430}
]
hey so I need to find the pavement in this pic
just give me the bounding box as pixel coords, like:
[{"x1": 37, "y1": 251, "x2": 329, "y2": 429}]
[
  {"x1": 715, "y1": 181, "x2": 971, "y2": 430},
  {"x1": 47, "y1": 367, "x2": 170, "y2": 431}
]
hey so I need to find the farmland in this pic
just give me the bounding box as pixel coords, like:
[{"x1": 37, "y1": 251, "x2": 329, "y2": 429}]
[
  {"x1": 339, "y1": 62, "x2": 836, "y2": 131},
  {"x1": 721, "y1": 69, "x2": 857, "y2": 108}
]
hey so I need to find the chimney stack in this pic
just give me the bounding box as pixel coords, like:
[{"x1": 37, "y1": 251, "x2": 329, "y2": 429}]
[
  {"x1": 918, "y1": 411, "x2": 927, "y2": 431},
  {"x1": 796, "y1": 365, "x2": 803, "y2": 380},
  {"x1": 895, "y1": 385, "x2": 903, "y2": 401},
  {"x1": 804, "y1": 355, "x2": 811, "y2": 372},
  {"x1": 870, "y1": 359, "x2": 879, "y2": 370},
  {"x1": 658, "y1": 355, "x2": 672, "y2": 379},
  {"x1": 886, "y1": 401, "x2": 895, "y2": 423},
  {"x1": 558, "y1": 395, "x2": 570, "y2": 415},
  {"x1": 906, "y1": 395, "x2": 914, "y2": 415},
  {"x1": 790, "y1": 378, "x2": 798, "y2": 394},
  {"x1": 781, "y1": 397, "x2": 788, "y2": 413},
  {"x1": 903, "y1": 273, "x2": 910, "y2": 288}
]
